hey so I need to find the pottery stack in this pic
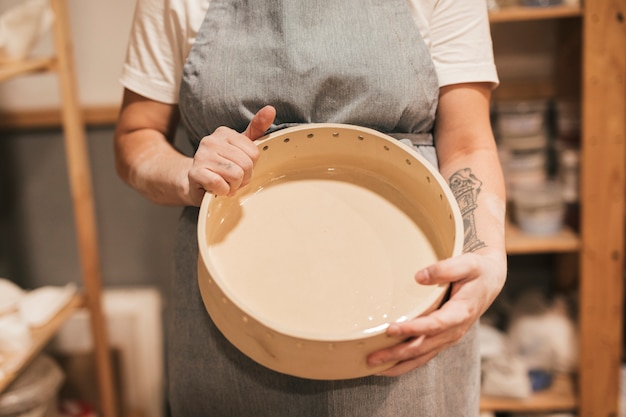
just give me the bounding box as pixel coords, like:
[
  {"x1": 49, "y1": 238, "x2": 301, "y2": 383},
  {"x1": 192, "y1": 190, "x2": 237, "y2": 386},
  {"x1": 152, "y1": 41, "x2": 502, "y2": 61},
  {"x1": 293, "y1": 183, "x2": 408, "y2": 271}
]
[{"x1": 495, "y1": 99, "x2": 565, "y2": 235}]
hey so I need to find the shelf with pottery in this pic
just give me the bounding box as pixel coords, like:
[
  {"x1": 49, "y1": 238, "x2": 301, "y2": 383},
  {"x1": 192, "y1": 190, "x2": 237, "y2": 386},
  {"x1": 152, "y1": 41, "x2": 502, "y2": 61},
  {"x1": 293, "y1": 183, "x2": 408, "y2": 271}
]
[
  {"x1": 484, "y1": 1, "x2": 625, "y2": 416},
  {"x1": 480, "y1": 373, "x2": 577, "y2": 413},
  {"x1": 0, "y1": 293, "x2": 83, "y2": 393},
  {"x1": 505, "y1": 221, "x2": 579, "y2": 254}
]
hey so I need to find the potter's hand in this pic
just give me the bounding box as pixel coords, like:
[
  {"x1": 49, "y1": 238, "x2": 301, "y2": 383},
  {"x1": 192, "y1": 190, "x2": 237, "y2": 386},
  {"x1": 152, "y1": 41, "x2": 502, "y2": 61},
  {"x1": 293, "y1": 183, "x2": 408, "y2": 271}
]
[
  {"x1": 188, "y1": 105, "x2": 276, "y2": 204},
  {"x1": 367, "y1": 248, "x2": 506, "y2": 376}
]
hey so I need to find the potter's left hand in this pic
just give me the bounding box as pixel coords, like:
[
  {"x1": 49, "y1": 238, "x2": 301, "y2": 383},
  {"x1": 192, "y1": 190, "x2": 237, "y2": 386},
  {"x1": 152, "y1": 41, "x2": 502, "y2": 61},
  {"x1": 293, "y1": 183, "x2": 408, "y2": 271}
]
[{"x1": 367, "y1": 248, "x2": 506, "y2": 376}]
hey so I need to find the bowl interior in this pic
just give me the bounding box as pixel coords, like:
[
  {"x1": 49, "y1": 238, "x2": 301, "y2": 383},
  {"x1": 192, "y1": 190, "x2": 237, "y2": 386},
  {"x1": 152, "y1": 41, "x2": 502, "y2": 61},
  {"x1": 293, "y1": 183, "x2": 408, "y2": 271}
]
[{"x1": 198, "y1": 124, "x2": 462, "y2": 341}]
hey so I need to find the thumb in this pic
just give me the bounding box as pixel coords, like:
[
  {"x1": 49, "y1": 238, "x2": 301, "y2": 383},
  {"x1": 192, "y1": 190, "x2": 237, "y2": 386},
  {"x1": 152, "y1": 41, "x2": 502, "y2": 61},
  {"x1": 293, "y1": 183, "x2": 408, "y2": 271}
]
[{"x1": 243, "y1": 105, "x2": 276, "y2": 140}]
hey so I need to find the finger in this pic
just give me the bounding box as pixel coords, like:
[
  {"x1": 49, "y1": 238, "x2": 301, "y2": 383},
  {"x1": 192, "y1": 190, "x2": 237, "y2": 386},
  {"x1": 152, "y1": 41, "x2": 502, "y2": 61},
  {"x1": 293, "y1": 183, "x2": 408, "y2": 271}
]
[
  {"x1": 217, "y1": 162, "x2": 245, "y2": 195},
  {"x1": 212, "y1": 147, "x2": 253, "y2": 189},
  {"x1": 224, "y1": 145, "x2": 258, "y2": 188},
  {"x1": 194, "y1": 129, "x2": 257, "y2": 193},
  {"x1": 375, "y1": 349, "x2": 440, "y2": 377},
  {"x1": 387, "y1": 299, "x2": 472, "y2": 339},
  {"x1": 368, "y1": 334, "x2": 427, "y2": 368},
  {"x1": 415, "y1": 253, "x2": 481, "y2": 286},
  {"x1": 210, "y1": 126, "x2": 260, "y2": 164},
  {"x1": 200, "y1": 153, "x2": 249, "y2": 195},
  {"x1": 189, "y1": 164, "x2": 231, "y2": 197},
  {"x1": 370, "y1": 320, "x2": 457, "y2": 360},
  {"x1": 368, "y1": 325, "x2": 461, "y2": 370},
  {"x1": 189, "y1": 186, "x2": 210, "y2": 207},
  {"x1": 243, "y1": 105, "x2": 276, "y2": 140}
]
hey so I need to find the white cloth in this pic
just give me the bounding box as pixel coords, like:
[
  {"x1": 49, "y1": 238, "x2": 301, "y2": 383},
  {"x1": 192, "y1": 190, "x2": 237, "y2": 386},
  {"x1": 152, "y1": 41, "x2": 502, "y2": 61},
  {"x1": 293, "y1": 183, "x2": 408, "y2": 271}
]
[
  {"x1": 121, "y1": 0, "x2": 499, "y2": 104},
  {"x1": 0, "y1": 0, "x2": 53, "y2": 61}
]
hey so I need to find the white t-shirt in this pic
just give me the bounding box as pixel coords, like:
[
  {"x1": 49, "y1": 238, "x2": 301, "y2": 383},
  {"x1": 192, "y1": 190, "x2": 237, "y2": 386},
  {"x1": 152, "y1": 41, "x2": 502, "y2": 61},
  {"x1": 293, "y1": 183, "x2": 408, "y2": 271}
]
[{"x1": 121, "y1": 0, "x2": 499, "y2": 104}]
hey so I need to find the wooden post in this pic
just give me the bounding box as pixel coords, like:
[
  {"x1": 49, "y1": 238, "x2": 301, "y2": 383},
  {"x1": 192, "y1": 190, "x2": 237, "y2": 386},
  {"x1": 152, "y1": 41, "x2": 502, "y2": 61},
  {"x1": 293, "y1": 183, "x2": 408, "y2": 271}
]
[
  {"x1": 579, "y1": 0, "x2": 626, "y2": 416},
  {"x1": 48, "y1": 0, "x2": 118, "y2": 416}
]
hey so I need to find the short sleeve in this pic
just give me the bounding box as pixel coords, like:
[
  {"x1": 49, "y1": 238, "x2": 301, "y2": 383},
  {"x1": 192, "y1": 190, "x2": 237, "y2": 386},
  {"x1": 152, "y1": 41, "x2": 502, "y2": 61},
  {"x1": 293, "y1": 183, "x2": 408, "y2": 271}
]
[
  {"x1": 120, "y1": 0, "x2": 209, "y2": 104},
  {"x1": 427, "y1": 0, "x2": 499, "y2": 88}
]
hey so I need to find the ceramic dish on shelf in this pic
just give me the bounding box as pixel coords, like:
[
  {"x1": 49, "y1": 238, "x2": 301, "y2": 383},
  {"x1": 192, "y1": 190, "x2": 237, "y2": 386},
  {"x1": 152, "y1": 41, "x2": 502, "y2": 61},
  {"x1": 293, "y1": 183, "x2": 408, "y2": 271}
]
[
  {"x1": 495, "y1": 99, "x2": 549, "y2": 138},
  {"x1": 197, "y1": 123, "x2": 463, "y2": 380}
]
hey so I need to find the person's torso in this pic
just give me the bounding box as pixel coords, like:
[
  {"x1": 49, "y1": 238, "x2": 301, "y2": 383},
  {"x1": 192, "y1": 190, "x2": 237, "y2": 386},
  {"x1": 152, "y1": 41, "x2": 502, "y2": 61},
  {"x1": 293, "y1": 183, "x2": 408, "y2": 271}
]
[{"x1": 178, "y1": 0, "x2": 439, "y2": 146}]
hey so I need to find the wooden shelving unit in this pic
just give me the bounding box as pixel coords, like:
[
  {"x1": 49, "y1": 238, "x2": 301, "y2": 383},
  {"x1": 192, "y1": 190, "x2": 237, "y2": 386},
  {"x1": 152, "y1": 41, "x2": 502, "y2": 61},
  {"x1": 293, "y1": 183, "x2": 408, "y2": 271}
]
[
  {"x1": 0, "y1": 1, "x2": 118, "y2": 416},
  {"x1": 483, "y1": 2, "x2": 625, "y2": 416}
]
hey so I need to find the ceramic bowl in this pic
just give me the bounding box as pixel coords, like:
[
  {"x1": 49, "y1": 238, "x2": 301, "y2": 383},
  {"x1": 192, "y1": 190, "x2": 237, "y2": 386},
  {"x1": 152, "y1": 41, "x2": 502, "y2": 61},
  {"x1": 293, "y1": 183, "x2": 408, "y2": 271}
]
[{"x1": 197, "y1": 123, "x2": 463, "y2": 380}]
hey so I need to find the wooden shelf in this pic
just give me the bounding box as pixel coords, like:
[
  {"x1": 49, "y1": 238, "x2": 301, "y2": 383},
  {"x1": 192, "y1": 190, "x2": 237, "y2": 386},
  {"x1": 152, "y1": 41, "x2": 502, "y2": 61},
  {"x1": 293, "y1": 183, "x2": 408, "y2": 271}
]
[
  {"x1": 0, "y1": 105, "x2": 120, "y2": 129},
  {"x1": 0, "y1": 293, "x2": 83, "y2": 393},
  {"x1": 0, "y1": 57, "x2": 56, "y2": 83},
  {"x1": 505, "y1": 220, "x2": 580, "y2": 254},
  {"x1": 492, "y1": 79, "x2": 556, "y2": 102},
  {"x1": 481, "y1": 373, "x2": 577, "y2": 412},
  {"x1": 0, "y1": 56, "x2": 119, "y2": 130},
  {"x1": 489, "y1": 4, "x2": 583, "y2": 23}
]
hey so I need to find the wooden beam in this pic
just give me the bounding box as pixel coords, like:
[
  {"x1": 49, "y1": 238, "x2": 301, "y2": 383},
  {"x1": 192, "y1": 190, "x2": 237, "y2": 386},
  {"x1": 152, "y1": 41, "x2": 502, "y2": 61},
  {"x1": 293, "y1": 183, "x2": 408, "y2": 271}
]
[
  {"x1": 49, "y1": 0, "x2": 118, "y2": 416},
  {"x1": 578, "y1": 0, "x2": 626, "y2": 416},
  {"x1": 0, "y1": 57, "x2": 56, "y2": 83}
]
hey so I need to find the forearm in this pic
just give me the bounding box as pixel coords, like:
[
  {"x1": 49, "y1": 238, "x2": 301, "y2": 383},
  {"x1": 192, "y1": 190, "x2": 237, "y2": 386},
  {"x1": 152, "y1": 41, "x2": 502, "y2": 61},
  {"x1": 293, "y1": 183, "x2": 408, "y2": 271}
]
[
  {"x1": 114, "y1": 89, "x2": 193, "y2": 206},
  {"x1": 435, "y1": 83, "x2": 507, "y2": 266},
  {"x1": 115, "y1": 128, "x2": 193, "y2": 206},
  {"x1": 438, "y1": 147, "x2": 506, "y2": 260}
]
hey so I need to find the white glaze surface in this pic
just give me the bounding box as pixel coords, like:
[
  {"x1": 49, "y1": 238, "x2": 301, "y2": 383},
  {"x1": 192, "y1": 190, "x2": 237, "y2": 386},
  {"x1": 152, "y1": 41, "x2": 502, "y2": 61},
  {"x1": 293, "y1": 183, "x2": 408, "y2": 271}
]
[{"x1": 208, "y1": 175, "x2": 439, "y2": 339}]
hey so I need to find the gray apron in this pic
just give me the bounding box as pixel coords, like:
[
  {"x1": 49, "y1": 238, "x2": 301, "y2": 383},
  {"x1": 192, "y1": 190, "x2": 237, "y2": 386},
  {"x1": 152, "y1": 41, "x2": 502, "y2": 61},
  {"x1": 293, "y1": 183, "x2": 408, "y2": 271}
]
[{"x1": 170, "y1": 1, "x2": 480, "y2": 416}]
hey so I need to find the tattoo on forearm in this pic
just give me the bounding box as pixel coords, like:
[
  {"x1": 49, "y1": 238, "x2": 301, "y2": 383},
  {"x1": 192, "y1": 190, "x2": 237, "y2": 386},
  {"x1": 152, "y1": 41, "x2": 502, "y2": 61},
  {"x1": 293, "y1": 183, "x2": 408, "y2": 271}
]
[{"x1": 449, "y1": 168, "x2": 486, "y2": 253}]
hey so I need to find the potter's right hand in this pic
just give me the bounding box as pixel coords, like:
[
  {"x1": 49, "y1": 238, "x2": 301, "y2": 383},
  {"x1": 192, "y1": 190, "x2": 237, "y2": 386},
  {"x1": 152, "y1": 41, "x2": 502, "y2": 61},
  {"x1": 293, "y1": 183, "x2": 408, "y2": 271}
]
[{"x1": 188, "y1": 105, "x2": 276, "y2": 204}]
